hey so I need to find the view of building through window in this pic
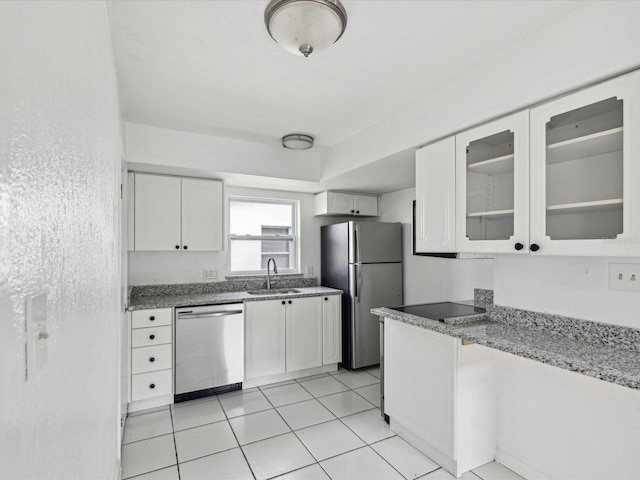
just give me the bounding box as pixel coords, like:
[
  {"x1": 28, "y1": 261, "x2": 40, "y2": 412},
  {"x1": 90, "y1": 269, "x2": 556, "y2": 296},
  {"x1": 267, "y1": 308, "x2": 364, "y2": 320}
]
[{"x1": 229, "y1": 198, "x2": 297, "y2": 273}]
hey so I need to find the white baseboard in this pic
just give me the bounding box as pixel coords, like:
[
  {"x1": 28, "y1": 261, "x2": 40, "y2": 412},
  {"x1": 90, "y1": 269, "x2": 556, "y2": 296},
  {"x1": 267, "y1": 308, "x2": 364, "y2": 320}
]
[
  {"x1": 495, "y1": 448, "x2": 553, "y2": 480},
  {"x1": 244, "y1": 364, "x2": 338, "y2": 389},
  {"x1": 128, "y1": 394, "x2": 173, "y2": 413}
]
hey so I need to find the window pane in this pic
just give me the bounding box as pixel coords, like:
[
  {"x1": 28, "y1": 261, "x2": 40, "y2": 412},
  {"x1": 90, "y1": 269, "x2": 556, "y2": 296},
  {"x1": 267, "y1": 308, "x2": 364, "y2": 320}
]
[
  {"x1": 230, "y1": 201, "x2": 293, "y2": 235},
  {"x1": 230, "y1": 239, "x2": 293, "y2": 272}
]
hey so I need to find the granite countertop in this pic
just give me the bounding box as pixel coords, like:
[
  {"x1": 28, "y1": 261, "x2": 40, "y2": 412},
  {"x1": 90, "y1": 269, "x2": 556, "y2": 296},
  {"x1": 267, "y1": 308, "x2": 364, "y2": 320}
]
[
  {"x1": 373, "y1": 305, "x2": 640, "y2": 391},
  {"x1": 129, "y1": 286, "x2": 342, "y2": 310}
]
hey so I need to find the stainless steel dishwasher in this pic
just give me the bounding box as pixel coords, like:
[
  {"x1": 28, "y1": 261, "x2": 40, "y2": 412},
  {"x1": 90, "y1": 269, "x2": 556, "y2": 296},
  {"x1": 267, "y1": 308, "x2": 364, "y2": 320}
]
[{"x1": 175, "y1": 303, "x2": 244, "y2": 402}]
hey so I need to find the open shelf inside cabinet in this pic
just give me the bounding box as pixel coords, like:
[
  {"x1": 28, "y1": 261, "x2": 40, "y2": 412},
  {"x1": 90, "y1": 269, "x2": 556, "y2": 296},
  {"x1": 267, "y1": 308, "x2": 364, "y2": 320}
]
[
  {"x1": 546, "y1": 198, "x2": 623, "y2": 216},
  {"x1": 467, "y1": 209, "x2": 514, "y2": 219},
  {"x1": 467, "y1": 154, "x2": 514, "y2": 175},
  {"x1": 547, "y1": 127, "x2": 623, "y2": 165}
]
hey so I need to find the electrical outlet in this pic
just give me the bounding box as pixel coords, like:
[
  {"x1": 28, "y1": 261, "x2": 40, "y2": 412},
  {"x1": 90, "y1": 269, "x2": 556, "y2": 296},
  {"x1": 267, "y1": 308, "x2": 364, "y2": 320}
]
[
  {"x1": 305, "y1": 265, "x2": 314, "y2": 277},
  {"x1": 203, "y1": 268, "x2": 218, "y2": 281},
  {"x1": 609, "y1": 263, "x2": 640, "y2": 292}
]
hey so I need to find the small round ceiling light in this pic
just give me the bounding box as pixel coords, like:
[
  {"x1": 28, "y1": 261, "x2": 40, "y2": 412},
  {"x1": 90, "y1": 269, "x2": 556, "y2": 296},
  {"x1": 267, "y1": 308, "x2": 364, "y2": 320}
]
[
  {"x1": 264, "y1": 0, "x2": 348, "y2": 58},
  {"x1": 282, "y1": 134, "x2": 314, "y2": 150}
]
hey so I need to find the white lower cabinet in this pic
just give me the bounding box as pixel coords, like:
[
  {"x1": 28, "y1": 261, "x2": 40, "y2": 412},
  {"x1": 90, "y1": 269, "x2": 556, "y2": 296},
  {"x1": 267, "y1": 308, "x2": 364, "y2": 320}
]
[
  {"x1": 129, "y1": 308, "x2": 174, "y2": 406},
  {"x1": 244, "y1": 299, "x2": 287, "y2": 380},
  {"x1": 285, "y1": 297, "x2": 323, "y2": 372},
  {"x1": 495, "y1": 351, "x2": 640, "y2": 480},
  {"x1": 245, "y1": 295, "x2": 341, "y2": 382},
  {"x1": 384, "y1": 318, "x2": 496, "y2": 477},
  {"x1": 322, "y1": 295, "x2": 342, "y2": 365}
]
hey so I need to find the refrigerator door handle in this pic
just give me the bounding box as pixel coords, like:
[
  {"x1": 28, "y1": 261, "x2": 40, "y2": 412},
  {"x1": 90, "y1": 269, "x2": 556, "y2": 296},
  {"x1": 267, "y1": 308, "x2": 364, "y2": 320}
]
[
  {"x1": 353, "y1": 264, "x2": 358, "y2": 301},
  {"x1": 356, "y1": 265, "x2": 362, "y2": 303},
  {"x1": 355, "y1": 223, "x2": 361, "y2": 264}
]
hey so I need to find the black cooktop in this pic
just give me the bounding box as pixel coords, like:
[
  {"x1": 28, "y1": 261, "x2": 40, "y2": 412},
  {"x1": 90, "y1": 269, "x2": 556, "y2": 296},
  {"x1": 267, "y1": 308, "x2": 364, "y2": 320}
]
[{"x1": 391, "y1": 302, "x2": 485, "y2": 321}]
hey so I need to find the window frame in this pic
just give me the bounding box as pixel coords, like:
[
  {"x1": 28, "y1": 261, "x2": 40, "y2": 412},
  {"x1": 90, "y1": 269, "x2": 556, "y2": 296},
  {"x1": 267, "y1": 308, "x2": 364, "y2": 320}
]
[{"x1": 228, "y1": 196, "x2": 299, "y2": 275}]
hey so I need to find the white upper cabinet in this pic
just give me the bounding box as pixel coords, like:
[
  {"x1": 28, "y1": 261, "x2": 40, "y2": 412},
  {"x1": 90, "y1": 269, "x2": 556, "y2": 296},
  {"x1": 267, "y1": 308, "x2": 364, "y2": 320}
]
[
  {"x1": 181, "y1": 178, "x2": 223, "y2": 251},
  {"x1": 456, "y1": 111, "x2": 530, "y2": 254},
  {"x1": 133, "y1": 173, "x2": 223, "y2": 251},
  {"x1": 415, "y1": 137, "x2": 456, "y2": 253},
  {"x1": 353, "y1": 194, "x2": 378, "y2": 216},
  {"x1": 314, "y1": 191, "x2": 379, "y2": 217},
  {"x1": 134, "y1": 174, "x2": 182, "y2": 251},
  {"x1": 530, "y1": 71, "x2": 640, "y2": 256}
]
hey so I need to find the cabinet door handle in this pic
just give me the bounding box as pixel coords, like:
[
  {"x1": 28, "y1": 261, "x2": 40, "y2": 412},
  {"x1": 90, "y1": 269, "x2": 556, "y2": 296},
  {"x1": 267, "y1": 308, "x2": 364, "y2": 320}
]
[
  {"x1": 149, "y1": 383, "x2": 156, "y2": 389},
  {"x1": 356, "y1": 210, "x2": 360, "y2": 214},
  {"x1": 149, "y1": 357, "x2": 155, "y2": 363},
  {"x1": 530, "y1": 243, "x2": 540, "y2": 252},
  {"x1": 175, "y1": 245, "x2": 180, "y2": 250},
  {"x1": 281, "y1": 300, "x2": 286, "y2": 305},
  {"x1": 324, "y1": 297, "x2": 328, "y2": 301},
  {"x1": 183, "y1": 245, "x2": 188, "y2": 250},
  {"x1": 288, "y1": 300, "x2": 292, "y2": 304},
  {"x1": 149, "y1": 334, "x2": 155, "y2": 340},
  {"x1": 149, "y1": 316, "x2": 155, "y2": 321},
  {"x1": 350, "y1": 209, "x2": 355, "y2": 213},
  {"x1": 514, "y1": 243, "x2": 524, "y2": 251}
]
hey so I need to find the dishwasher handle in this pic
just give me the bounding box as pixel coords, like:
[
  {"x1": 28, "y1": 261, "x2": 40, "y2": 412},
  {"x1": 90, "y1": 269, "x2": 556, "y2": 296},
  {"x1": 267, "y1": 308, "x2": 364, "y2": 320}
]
[{"x1": 177, "y1": 310, "x2": 243, "y2": 319}]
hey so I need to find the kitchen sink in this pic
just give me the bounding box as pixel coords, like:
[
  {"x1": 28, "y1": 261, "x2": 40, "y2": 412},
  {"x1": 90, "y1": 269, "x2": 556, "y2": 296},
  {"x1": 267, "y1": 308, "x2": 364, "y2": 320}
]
[{"x1": 246, "y1": 288, "x2": 301, "y2": 295}]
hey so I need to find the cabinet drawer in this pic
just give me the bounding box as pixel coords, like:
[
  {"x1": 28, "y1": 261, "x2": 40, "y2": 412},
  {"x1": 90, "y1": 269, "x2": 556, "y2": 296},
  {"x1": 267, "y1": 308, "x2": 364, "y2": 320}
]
[
  {"x1": 132, "y1": 326, "x2": 172, "y2": 348},
  {"x1": 132, "y1": 308, "x2": 172, "y2": 329},
  {"x1": 131, "y1": 369, "x2": 172, "y2": 401},
  {"x1": 132, "y1": 344, "x2": 172, "y2": 374}
]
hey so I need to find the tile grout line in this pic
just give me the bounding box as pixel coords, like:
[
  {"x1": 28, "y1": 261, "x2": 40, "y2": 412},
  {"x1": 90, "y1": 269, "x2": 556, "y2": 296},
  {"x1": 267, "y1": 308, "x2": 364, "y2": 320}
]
[
  {"x1": 216, "y1": 393, "x2": 258, "y2": 480},
  {"x1": 257, "y1": 385, "x2": 320, "y2": 478},
  {"x1": 168, "y1": 405, "x2": 181, "y2": 480}
]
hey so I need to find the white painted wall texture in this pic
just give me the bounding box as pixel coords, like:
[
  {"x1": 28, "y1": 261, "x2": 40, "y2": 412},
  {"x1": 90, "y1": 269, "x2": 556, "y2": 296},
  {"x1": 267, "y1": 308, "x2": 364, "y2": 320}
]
[{"x1": 0, "y1": 2, "x2": 122, "y2": 479}]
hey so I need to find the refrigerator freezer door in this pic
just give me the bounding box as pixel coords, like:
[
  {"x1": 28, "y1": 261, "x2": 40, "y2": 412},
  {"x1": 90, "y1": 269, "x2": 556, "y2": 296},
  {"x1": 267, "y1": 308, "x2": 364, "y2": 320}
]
[
  {"x1": 349, "y1": 262, "x2": 403, "y2": 369},
  {"x1": 349, "y1": 222, "x2": 402, "y2": 264}
]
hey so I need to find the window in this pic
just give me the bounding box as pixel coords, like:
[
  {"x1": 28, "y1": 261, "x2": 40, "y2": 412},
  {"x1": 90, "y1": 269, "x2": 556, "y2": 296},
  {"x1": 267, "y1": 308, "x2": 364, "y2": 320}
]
[{"x1": 229, "y1": 198, "x2": 298, "y2": 274}]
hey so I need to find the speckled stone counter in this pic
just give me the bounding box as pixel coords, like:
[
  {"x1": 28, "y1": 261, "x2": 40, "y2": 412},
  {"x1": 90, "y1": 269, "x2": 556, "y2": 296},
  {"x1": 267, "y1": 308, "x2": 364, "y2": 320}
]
[
  {"x1": 373, "y1": 299, "x2": 640, "y2": 390},
  {"x1": 128, "y1": 284, "x2": 341, "y2": 310}
]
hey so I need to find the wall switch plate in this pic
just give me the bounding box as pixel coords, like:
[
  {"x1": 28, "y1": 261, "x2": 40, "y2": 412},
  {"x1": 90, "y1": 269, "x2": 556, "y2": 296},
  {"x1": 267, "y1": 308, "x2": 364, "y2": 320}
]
[
  {"x1": 305, "y1": 265, "x2": 314, "y2": 277},
  {"x1": 609, "y1": 263, "x2": 640, "y2": 292},
  {"x1": 203, "y1": 268, "x2": 218, "y2": 281},
  {"x1": 26, "y1": 291, "x2": 48, "y2": 380}
]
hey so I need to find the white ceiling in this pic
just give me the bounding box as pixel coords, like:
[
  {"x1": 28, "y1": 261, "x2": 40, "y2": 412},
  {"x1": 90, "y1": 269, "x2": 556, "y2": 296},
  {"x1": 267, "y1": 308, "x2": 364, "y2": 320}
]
[{"x1": 107, "y1": 0, "x2": 585, "y2": 190}]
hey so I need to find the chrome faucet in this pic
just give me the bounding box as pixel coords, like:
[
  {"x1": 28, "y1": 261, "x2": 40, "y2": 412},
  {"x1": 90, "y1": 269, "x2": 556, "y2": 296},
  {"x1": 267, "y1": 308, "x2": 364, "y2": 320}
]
[{"x1": 266, "y1": 257, "x2": 278, "y2": 290}]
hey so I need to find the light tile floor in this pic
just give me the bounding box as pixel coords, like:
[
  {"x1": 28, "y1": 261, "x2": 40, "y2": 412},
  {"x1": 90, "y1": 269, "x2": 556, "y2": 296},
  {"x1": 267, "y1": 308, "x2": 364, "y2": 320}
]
[{"x1": 121, "y1": 368, "x2": 526, "y2": 480}]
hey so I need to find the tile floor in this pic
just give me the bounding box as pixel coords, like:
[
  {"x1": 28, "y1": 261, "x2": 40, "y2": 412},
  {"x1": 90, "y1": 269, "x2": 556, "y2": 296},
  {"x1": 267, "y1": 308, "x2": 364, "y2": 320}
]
[{"x1": 121, "y1": 367, "x2": 526, "y2": 480}]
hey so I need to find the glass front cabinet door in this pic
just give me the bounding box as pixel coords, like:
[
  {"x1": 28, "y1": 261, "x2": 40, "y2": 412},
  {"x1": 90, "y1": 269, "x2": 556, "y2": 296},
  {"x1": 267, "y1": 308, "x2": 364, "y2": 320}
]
[
  {"x1": 529, "y1": 72, "x2": 640, "y2": 256},
  {"x1": 456, "y1": 111, "x2": 530, "y2": 253}
]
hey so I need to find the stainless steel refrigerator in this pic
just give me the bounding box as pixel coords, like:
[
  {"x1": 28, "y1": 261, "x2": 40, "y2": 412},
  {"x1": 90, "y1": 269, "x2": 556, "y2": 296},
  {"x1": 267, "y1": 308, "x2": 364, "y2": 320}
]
[{"x1": 321, "y1": 221, "x2": 402, "y2": 370}]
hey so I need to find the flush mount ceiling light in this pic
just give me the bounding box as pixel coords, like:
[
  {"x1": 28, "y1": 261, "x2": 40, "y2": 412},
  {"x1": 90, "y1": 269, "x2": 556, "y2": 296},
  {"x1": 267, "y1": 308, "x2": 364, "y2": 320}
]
[
  {"x1": 264, "y1": 0, "x2": 348, "y2": 58},
  {"x1": 282, "y1": 134, "x2": 314, "y2": 150}
]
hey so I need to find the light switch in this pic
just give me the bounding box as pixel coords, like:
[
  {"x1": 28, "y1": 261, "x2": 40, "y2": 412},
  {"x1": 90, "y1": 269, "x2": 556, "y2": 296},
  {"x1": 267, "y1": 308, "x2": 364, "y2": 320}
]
[{"x1": 26, "y1": 291, "x2": 48, "y2": 380}]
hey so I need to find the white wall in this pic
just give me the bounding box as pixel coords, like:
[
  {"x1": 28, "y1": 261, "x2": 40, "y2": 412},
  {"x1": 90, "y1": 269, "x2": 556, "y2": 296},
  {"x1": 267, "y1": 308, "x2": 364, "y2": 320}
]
[
  {"x1": 126, "y1": 122, "x2": 321, "y2": 183},
  {"x1": 0, "y1": 2, "x2": 122, "y2": 479},
  {"x1": 129, "y1": 185, "x2": 342, "y2": 285},
  {"x1": 494, "y1": 255, "x2": 640, "y2": 328},
  {"x1": 322, "y1": 2, "x2": 640, "y2": 181},
  {"x1": 379, "y1": 189, "x2": 494, "y2": 304}
]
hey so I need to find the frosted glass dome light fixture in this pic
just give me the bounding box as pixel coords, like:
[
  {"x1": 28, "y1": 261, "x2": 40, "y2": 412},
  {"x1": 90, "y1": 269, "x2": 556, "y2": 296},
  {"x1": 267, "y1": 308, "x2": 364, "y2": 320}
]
[
  {"x1": 264, "y1": 0, "x2": 348, "y2": 58},
  {"x1": 282, "y1": 134, "x2": 314, "y2": 150}
]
